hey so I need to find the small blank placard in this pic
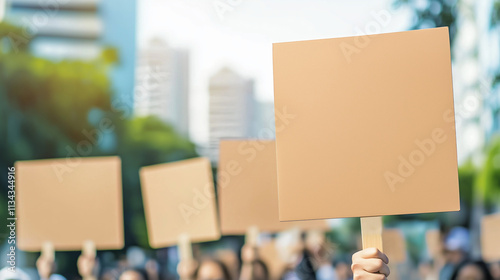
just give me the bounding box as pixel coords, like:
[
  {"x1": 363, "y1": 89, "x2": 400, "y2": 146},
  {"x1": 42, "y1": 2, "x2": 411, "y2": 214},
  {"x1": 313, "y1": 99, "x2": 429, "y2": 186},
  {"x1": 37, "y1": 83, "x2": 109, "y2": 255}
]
[
  {"x1": 218, "y1": 140, "x2": 329, "y2": 234},
  {"x1": 16, "y1": 157, "x2": 124, "y2": 251},
  {"x1": 140, "y1": 157, "x2": 220, "y2": 248}
]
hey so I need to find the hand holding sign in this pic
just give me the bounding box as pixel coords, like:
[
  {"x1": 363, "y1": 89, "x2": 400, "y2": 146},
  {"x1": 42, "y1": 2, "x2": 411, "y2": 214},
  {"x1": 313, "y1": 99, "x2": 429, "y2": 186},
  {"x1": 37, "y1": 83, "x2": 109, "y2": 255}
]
[{"x1": 272, "y1": 27, "x2": 459, "y2": 264}]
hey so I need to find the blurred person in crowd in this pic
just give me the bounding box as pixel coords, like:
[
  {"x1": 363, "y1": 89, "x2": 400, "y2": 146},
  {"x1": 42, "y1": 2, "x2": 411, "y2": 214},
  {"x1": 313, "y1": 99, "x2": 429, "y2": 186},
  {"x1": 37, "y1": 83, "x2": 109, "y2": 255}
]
[
  {"x1": 334, "y1": 258, "x2": 353, "y2": 280},
  {"x1": 350, "y1": 248, "x2": 390, "y2": 280},
  {"x1": 178, "y1": 258, "x2": 232, "y2": 280},
  {"x1": 279, "y1": 229, "x2": 338, "y2": 280},
  {"x1": 36, "y1": 255, "x2": 66, "y2": 280},
  {"x1": 489, "y1": 262, "x2": 500, "y2": 280},
  {"x1": 305, "y1": 230, "x2": 336, "y2": 280},
  {"x1": 240, "y1": 244, "x2": 269, "y2": 280},
  {"x1": 440, "y1": 227, "x2": 470, "y2": 280},
  {"x1": 145, "y1": 259, "x2": 160, "y2": 280},
  {"x1": 119, "y1": 269, "x2": 149, "y2": 280},
  {"x1": 450, "y1": 260, "x2": 493, "y2": 280},
  {"x1": 419, "y1": 260, "x2": 438, "y2": 280},
  {"x1": 0, "y1": 267, "x2": 31, "y2": 280},
  {"x1": 275, "y1": 228, "x2": 312, "y2": 280},
  {"x1": 215, "y1": 250, "x2": 240, "y2": 280}
]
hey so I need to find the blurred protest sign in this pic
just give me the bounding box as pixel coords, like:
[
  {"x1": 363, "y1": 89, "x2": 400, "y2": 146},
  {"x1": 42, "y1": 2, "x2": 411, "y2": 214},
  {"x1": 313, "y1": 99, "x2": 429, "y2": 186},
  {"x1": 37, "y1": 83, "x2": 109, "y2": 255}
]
[
  {"x1": 218, "y1": 140, "x2": 329, "y2": 235},
  {"x1": 273, "y1": 27, "x2": 459, "y2": 250},
  {"x1": 425, "y1": 229, "x2": 442, "y2": 259},
  {"x1": 481, "y1": 213, "x2": 500, "y2": 262},
  {"x1": 382, "y1": 229, "x2": 406, "y2": 263},
  {"x1": 16, "y1": 157, "x2": 123, "y2": 251},
  {"x1": 140, "y1": 157, "x2": 220, "y2": 248}
]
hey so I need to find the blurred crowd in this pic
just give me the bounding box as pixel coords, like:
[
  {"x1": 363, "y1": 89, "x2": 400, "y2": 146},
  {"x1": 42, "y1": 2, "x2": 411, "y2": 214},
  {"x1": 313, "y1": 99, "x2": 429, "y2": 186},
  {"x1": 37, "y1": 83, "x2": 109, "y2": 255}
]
[{"x1": 1, "y1": 226, "x2": 499, "y2": 280}]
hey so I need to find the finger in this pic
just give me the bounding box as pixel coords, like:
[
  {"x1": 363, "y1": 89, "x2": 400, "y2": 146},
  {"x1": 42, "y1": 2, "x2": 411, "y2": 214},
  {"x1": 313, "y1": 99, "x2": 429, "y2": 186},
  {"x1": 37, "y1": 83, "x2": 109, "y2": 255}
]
[
  {"x1": 378, "y1": 262, "x2": 390, "y2": 277},
  {"x1": 353, "y1": 258, "x2": 385, "y2": 274},
  {"x1": 359, "y1": 248, "x2": 389, "y2": 264},
  {"x1": 353, "y1": 270, "x2": 387, "y2": 280}
]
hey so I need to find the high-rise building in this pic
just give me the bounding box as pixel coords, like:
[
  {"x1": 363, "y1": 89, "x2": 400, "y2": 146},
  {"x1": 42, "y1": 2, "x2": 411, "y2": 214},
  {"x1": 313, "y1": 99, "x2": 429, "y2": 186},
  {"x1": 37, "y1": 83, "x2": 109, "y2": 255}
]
[
  {"x1": 134, "y1": 38, "x2": 190, "y2": 137},
  {"x1": 5, "y1": 0, "x2": 137, "y2": 108},
  {"x1": 208, "y1": 67, "x2": 255, "y2": 162}
]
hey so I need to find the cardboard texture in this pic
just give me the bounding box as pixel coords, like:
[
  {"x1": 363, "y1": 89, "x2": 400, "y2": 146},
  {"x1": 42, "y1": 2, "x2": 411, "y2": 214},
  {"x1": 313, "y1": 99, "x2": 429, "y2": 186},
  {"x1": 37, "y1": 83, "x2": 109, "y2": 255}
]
[
  {"x1": 140, "y1": 157, "x2": 220, "y2": 248},
  {"x1": 218, "y1": 140, "x2": 329, "y2": 234},
  {"x1": 273, "y1": 27, "x2": 459, "y2": 221},
  {"x1": 16, "y1": 157, "x2": 124, "y2": 251},
  {"x1": 481, "y1": 213, "x2": 500, "y2": 262},
  {"x1": 382, "y1": 229, "x2": 407, "y2": 263}
]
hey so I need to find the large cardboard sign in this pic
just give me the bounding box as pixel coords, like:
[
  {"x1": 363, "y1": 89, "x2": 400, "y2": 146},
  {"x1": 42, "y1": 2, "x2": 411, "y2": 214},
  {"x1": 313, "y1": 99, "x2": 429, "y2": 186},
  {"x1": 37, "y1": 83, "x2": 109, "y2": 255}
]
[
  {"x1": 16, "y1": 157, "x2": 124, "y2": 251},
  {"x1": 218, "y1": 140, "x2": 329, "y2": 234},
  {"x1": 140, "y1": 157, "x2": 220, "y2": 248},
  {"x1": 272, "y1": 27, "x2": 459, "y2": 221}
]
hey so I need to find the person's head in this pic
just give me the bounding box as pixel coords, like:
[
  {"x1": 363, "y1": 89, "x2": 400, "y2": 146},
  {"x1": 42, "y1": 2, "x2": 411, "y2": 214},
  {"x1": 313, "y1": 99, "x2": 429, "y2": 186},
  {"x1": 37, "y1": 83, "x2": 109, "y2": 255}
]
[
  {"x1": 451, "y1": 260, "x2": 494, "y2": 280},
  {"x1": 119, "y1": 269, "x2": 149, "y2": 280},
  {"x1": 489, "y1": 262, "x2": 500, "y2": 280},
  {"x1": 195, "y1": 259, "x2": 232, "y2": 280},
  {"x1": 250, "y1": 260, "x2": 269, "y2": 280},
  {"x1": 444, "y1": 227, "x2": 470, "y2": 265}
]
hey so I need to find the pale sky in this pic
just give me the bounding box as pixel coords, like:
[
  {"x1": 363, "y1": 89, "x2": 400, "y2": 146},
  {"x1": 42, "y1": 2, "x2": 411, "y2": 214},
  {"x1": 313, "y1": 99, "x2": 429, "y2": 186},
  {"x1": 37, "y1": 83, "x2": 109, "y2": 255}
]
[{"x1": 136, "y1": 0, "x2": 413, "y2": 145}]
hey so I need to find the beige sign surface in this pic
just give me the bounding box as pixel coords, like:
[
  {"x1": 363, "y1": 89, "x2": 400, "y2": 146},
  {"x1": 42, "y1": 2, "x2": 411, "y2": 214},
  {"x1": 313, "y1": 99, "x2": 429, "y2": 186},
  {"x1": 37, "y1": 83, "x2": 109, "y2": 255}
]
[
  {"x1": 218, "y1": 140, "x2": 329, "y2": 234},
  {"x1": 273, "y1": 27, "x2": 459, "y2": 221},
  {"x1": 382, "y1": 229, "x2": 407, "y2": 263},
  {"x1": 140, "y1": 157, "x2": 220, "y2": 248},
  {"x1": 16, "y1": 157, "x2": 124, "y2": 251},
  {"x1": 481, "y1": 213, "x2": 500, "y2": 262}
]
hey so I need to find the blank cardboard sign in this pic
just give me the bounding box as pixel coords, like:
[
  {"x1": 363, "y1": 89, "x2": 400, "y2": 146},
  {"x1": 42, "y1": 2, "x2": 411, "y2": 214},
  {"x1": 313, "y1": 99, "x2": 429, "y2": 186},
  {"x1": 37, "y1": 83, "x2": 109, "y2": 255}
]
[
  {"x1": 481, "y1": 213, "x2": 500, "y2": 262},
  {"x1": 382, "y1": 229, "x2": 407, "y2": 263},
  {"x1": 140, "y1": 157, "x2": 220, "y2": 248},
  {"x1": 218, "y1": 140, "x2": 329, "y2": 234},
  {"x1": 15, "y1": 157, "x2": 123, "y2": 251},
  {"x1": 273, "y1": 27, "x2": 459, "y2": 221}
]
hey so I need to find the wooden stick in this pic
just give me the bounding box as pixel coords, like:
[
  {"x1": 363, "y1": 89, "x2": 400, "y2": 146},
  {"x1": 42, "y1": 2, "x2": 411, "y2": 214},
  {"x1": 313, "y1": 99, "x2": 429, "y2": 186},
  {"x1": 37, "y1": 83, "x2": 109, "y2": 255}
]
[
  {"x1": 42, "y1": 241, "x2": 55, "y2": 261},
  {"x1": 178, "y1": 233, "x2": 193, "y2": 261},
  {"x1": 360, "y1": 216, "x2": 383, "y2": 251},
  {"x1": 245, "y1": 226, "x2": 259, "y2": 247},
  {"x1": 83, "y1": 240, "x2": 96, "y2": 258}
]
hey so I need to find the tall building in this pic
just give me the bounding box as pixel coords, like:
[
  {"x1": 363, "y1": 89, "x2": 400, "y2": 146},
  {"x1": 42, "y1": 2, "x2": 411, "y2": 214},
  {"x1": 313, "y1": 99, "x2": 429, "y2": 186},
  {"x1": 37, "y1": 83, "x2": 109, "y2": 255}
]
[
  {"x1": 208, "y1": 67, "x2": 255, "y2": 162},
  {"x1": 5, "y1": 0, "x2": 137, "y2": 108},
  {"x1": 134, "y1": 38, "x2": 190, "y2": 137}
]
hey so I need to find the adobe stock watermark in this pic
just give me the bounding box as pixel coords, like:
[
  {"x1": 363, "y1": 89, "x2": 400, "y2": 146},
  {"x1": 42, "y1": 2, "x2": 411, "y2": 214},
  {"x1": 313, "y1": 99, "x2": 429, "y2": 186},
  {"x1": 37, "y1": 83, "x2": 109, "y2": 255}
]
[
  {"x1": 340, "y1": 9, "x2": 392, "y2": 63},
  {"x1": 384, "y1": 127, "x2": 448, "y2": 192},
  {"x1": 178, "y1": 105, "x2": 297, "y2": 224},
  {"x1": 385, "y1": 78, "x2": 494, "y2": 192},
  {"x1": 51, "y1": 66, "x2": 168, "y2": 182},
  {"x1": 213, "y1": 0, "x2": 244, "y2": 21}
]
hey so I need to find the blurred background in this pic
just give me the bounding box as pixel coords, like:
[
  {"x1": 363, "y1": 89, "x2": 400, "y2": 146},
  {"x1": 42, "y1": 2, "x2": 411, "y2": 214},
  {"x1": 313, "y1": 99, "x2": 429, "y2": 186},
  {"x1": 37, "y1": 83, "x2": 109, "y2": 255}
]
[{"x1": 1, "y1": 0, "x2": 499, "y2": 279}]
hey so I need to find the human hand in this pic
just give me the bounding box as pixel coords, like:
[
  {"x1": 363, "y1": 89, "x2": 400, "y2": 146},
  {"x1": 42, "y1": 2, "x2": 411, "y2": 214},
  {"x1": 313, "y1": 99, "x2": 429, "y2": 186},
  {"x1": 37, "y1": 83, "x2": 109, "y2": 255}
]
[
  {"x1": 77, "y1": 254, "x2": 98, "y2": 279},
  {"x1": 36, "y1": 255, "x2": 55, "y2": 280},
  {"x1": 351, "y1": 248, "x2": 390, "y2": 280},
  {"x1": 177, "y1": 259, "x2": 198, "y2": 280}
]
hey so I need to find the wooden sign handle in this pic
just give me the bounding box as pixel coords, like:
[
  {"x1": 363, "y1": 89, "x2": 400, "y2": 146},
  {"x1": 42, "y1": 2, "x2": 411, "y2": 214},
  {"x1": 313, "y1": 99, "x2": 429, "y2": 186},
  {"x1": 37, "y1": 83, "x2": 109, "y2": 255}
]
[
  {"x1": 245, "y1": 226, "x2": 259, "y2": 247},
  {"x1": 42, "y1": 241, "x2": 55, "y2": 261},
  {"x1": 360, "y1": 216, "x2": 383, "y2": 251},
  {"x1": 178, "y1": 234, "x2": 193, "y2": 261},
  {"x1": 83, "y1": 240, "x2": 96, "y2": 258}
]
